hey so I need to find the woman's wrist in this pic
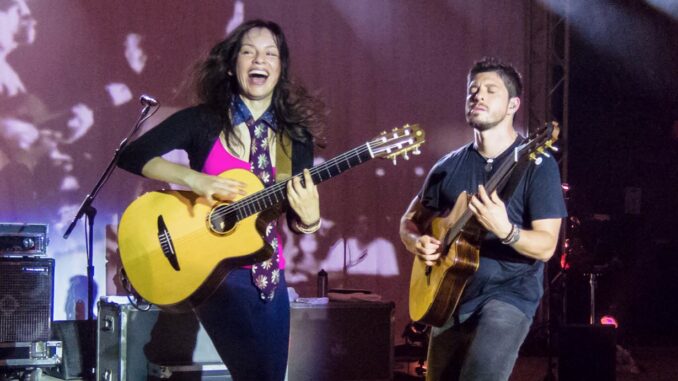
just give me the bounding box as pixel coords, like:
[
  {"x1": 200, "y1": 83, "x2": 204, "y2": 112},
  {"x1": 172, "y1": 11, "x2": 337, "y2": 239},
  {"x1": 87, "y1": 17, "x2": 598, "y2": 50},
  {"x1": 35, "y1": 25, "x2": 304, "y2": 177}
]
[{"x1": 294, "y1": 218, "x2": 321, "y2": 234}]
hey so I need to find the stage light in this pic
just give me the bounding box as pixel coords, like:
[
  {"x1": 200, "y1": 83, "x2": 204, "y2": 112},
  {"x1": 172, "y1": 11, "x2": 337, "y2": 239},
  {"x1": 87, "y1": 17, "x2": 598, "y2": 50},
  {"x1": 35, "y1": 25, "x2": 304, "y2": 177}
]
[
  {"x1": 600, "y1": 315, "x2": 618, "y2": 328},
  {"x1": 645, "y1": 0, "x2": 678, "y2": 20}
]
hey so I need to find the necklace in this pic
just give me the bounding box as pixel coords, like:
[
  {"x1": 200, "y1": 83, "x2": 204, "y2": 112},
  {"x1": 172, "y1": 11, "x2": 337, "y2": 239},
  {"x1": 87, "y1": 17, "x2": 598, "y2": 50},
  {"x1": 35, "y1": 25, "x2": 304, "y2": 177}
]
[{"x1": 484, "y1": 158, "x2": 494, "y2": 172}]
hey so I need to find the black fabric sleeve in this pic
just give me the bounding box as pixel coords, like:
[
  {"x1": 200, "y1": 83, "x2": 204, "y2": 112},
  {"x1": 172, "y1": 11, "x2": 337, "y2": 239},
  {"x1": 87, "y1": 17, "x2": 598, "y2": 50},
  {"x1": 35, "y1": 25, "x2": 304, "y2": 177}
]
[
  {"x1": 418, "y1": 151, "x2": 456, "y2": 213},
  {"x1": 291, "y1": 134, "x2": 314, "y2": 175},
  {"x1": 117, "y1": 106, "x2": 205, "y2": 176},
  {"x1": 524, "y1": 155, "x2": 568, "y2": 221},
  {"x1": 419, "y1": 165, "x2": 446, "y2": 212},
  {"x1": 285, "y1": 135, "x2": 315, "y2": 230}
]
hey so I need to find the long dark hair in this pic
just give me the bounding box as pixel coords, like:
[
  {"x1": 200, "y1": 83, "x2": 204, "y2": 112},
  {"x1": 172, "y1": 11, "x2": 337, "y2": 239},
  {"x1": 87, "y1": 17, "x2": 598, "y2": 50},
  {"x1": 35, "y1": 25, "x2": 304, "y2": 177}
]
[{"x1": 194, "y1": 19, "x2": 325, "y2": 148}]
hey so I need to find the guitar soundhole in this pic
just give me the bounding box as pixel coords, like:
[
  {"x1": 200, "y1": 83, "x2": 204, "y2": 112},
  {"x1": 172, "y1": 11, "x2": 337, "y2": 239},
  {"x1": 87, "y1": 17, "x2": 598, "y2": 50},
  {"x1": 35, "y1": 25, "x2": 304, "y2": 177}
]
[{"x1": 208, "y1": 206, "x2": 238, "y2": 234}]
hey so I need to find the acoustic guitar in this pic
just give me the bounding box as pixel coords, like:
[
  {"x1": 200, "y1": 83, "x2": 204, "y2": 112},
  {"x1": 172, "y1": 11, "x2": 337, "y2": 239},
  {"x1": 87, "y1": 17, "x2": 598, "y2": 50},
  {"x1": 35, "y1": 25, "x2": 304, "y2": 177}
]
[
  {"x1": 409, "y1": 122, "x2": 559, "y2": 326},
  {"x1": 118, "y1": 124, "x2": 425, "y2": 311}
]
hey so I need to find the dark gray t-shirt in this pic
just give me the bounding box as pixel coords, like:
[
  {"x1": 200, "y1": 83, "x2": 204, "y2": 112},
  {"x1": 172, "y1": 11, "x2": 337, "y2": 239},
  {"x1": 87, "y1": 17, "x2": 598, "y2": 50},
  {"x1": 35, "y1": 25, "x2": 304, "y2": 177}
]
[{"x1": 419, "y1": 137, "x2": 567, "y2": 318}]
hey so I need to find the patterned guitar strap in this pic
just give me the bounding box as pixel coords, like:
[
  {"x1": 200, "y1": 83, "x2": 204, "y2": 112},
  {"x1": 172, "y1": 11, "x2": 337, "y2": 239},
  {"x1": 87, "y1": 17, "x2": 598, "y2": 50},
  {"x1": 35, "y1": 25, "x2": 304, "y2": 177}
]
[{"x1": 245, "y1": 115, "x2": 280, "y2": 301}]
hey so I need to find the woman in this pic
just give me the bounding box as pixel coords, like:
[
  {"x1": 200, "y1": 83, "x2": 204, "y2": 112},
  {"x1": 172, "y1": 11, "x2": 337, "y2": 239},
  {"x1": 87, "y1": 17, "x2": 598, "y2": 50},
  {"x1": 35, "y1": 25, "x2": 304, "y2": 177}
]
[{"x1": 118, "y1": 19, "x2": 325, "y2": 381}]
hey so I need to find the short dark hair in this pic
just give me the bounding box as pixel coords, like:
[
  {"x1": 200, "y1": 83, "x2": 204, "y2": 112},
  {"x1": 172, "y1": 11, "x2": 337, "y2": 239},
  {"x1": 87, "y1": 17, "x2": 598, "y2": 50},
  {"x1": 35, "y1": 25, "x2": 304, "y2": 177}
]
[{"x1": 468, "y1": 57, "x2": 523, "y2": 98}]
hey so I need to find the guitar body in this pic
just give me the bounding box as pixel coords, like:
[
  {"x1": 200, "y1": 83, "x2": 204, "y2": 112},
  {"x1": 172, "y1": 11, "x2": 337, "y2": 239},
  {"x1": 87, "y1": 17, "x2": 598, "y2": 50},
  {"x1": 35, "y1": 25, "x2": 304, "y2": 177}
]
[
  {"x1": 409, "y1": 192, "x2": 480, "y2": 326},
  {"x1": 117, "y1": 168, "x2": 274, "y2": 312}
]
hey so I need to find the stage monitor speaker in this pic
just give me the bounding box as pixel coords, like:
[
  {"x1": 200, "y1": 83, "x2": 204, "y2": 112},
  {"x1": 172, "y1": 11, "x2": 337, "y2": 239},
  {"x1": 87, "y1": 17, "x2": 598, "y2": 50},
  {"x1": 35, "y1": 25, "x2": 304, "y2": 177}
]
[
  {"x1": 96, "y1": 300, "x2": 222, "y2": 380},
  {"x1": 0, "y1": 257, "x2": 54, "y2": 342},
  {"x1": 44, "y1": 320, "x2": 96, "y2": 380},
  {"x1": 288, "y1": 301, "x2": 394, "y2": 381},
  {"x1": 558, "y1": 324, "x2": 616, "y2": 381}
]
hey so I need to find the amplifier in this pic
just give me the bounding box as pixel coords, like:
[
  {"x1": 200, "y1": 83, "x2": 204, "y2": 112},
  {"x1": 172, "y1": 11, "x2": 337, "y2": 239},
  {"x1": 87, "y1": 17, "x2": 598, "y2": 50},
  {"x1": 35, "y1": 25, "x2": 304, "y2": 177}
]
[
  {"x1": 289, "y1": 301, "x2": 395, "y2": 381},
  {"x1": 0, "y1": 257, "x2": 55, "y2": 342},
  {"x1": 0, "y1": 223, "x2": 48, "y2": 256}
]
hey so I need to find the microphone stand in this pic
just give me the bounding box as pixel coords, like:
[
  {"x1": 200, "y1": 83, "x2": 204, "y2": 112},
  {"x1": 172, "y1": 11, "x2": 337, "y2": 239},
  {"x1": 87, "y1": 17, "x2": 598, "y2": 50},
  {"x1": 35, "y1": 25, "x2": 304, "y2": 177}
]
[{"x1": 63, "y1": 98, "x2": 159, "y2": 322}]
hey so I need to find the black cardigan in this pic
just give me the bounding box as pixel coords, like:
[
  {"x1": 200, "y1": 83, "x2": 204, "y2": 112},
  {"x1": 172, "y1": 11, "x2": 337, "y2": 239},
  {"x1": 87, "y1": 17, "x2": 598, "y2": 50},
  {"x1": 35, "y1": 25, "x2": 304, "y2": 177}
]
[{"x1": 118, "y1": 105, "x2": 314, "y2": 177}]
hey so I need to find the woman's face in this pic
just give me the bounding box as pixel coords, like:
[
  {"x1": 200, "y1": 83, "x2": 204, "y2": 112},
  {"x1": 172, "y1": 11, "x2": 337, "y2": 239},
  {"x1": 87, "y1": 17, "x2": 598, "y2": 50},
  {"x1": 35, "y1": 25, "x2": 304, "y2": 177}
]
[{"x1": 234, "y1": 27, "x2": 281, "y2": 105}]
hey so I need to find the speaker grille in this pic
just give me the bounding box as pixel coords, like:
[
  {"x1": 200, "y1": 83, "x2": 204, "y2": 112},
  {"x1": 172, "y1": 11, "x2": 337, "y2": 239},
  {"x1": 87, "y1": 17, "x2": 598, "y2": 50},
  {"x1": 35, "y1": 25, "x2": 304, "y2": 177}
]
[{"x1": 0, "y1": 257, "x2": 54, "y2": 342}]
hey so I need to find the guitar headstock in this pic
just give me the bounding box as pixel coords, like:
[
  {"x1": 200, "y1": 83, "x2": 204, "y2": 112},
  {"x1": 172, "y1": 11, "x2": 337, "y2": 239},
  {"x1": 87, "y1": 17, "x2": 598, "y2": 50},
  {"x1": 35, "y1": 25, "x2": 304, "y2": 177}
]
[
  {"x1": 518, "y1": 121, "x2": 560, "y2": 165},
  {"x1": 368, "y1": 124, "x2": 426, "y2": 165}
]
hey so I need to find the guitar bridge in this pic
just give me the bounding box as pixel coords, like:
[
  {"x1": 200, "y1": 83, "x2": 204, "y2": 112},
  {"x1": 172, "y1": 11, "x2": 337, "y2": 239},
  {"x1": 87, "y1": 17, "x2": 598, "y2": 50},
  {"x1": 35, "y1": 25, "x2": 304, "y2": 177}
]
[{"x1": 157, "y1": 215, "x2": 180, "y2": 271}]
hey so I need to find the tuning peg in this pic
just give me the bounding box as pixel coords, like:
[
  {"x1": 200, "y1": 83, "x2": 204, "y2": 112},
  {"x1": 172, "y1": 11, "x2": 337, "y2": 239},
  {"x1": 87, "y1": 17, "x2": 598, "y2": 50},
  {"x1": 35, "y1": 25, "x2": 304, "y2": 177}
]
[
  {"x1": 413, "y1": 147, "x2": 421, "y2": 155},
  {"x1": 403, "y1": 152, "x2": 410, "y2": 160},
  {"x1": 549, "y1": 144, "x2": 559, "y2": 152},
  {"x1": 392, "y1": 157, "x2": 398, "y2": 166}
]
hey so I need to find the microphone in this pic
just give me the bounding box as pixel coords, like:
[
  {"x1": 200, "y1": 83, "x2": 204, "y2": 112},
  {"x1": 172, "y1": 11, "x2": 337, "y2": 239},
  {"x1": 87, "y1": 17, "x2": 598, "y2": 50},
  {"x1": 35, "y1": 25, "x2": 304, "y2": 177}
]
[{"x1": 139, "y1": 94, "x2": 158, "y2": 106}]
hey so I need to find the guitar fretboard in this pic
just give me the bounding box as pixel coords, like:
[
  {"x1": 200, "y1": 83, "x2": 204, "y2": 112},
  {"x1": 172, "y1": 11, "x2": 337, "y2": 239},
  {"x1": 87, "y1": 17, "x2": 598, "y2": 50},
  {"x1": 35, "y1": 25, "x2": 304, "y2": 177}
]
[
  {"x1": 441, "y1": 124, "x2": 553, "y2": 248},
  {"x1": 213, "y1": 142, "x2": 374, "y2": 222}
]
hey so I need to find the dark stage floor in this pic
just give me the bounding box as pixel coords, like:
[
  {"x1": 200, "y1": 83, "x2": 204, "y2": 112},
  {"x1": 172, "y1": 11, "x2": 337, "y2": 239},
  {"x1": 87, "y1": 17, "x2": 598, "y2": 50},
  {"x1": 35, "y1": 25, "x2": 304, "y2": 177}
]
[
  {"x1": 1, "y1": 344, "x2": 676, "y2": 380},
  {"x1": 394, "y1": 345, "x2": 678, "y2": 381}
]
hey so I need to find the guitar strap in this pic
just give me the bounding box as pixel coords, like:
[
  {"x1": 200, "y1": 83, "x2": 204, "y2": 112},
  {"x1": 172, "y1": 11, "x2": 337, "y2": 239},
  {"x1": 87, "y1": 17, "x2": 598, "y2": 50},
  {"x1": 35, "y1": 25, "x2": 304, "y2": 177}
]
[
  {"x1": 498, "y1": 137, "x2": 532, "y2": 203},
  {"x1": 275, "y1": 132, "x2": 293, "y2": 182},
  {"x1": 498, "y1": 156, "x2": 532, "y2": 203}
]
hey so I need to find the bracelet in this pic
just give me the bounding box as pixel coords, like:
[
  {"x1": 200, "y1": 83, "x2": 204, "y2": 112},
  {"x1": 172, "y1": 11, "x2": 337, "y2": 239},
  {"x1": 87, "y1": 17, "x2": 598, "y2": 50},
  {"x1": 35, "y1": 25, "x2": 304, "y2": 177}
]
[
  {"x1": 501, "y1": 224, "x2": 521, "y2": 245},
  {"x1": 295, "y1": 218, "x2": 321, "y2": 234}
]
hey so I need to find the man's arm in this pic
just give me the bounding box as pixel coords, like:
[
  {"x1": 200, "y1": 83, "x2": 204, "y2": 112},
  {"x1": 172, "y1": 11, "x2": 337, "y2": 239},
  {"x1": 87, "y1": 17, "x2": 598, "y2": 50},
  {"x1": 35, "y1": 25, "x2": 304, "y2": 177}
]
[
  {"x1": 399, "y1": 196, "x2": 442, "y2": 266},
  {"x1": 508, "y1": 218, "x2": 561, "y2": 261},
  {"x1": 468, "y1": 185, "x2": 561, "y2": 262}
]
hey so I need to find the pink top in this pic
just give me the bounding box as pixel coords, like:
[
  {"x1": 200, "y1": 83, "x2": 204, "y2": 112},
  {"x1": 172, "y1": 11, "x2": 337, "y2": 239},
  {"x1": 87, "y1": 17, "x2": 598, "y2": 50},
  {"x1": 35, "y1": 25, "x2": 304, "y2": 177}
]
[{"x1": 202, "y1": 139, "x2": 285, "y2": 269}]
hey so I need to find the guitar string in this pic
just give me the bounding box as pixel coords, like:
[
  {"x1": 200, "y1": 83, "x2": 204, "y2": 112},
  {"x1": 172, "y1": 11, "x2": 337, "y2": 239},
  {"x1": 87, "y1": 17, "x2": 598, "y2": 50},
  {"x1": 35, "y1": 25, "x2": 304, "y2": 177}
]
[
  {"x1": 159, "y1": 143, "x2": 376, "y2": 247},
  {"x1": 220, "y1": 132, "x2": 419, "y2": 220},
  {"x1": 157, "y1": 133, "x2": 419, "y2": 250},
  {"x1": 444, "y1": 128, "x2": 550, "y2": 241},
  {"x1": 209, "y1": 142, "x2": 375, "y2": 221},
  {"x1": 210, "y1": 144, "x2": 369, "y2": 222}
]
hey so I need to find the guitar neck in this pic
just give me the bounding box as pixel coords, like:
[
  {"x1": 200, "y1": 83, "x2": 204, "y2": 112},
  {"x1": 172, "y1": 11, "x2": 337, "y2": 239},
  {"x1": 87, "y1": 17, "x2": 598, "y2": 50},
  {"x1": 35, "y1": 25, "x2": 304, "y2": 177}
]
[
  {"x1": 441, "y1": 150, "x2": 520, "y2": 247},
  {"x1": 231, "y1": 143, "x2": 374, "y2": 221}
]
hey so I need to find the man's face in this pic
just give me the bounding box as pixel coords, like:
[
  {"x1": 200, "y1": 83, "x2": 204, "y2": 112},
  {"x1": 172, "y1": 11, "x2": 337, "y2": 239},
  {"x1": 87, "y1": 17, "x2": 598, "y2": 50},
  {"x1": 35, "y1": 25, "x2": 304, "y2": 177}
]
[
  {"x1": 465, "y1": 71, "x2": 518, "y2": 131},
  {"x1": 0, "y1": 0, "x2": 36, "y2": 53}
]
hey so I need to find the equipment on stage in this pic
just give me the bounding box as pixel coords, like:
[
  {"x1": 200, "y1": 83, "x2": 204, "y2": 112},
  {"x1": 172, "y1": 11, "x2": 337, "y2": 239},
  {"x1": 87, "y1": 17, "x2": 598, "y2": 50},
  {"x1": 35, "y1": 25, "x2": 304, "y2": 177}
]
[
  {"x1": 0, "y1": 257, "x2": 55, "y2": 343},
  {"x1": 0, "y1": 341, "x2": 62, "y2": 369},
  {"x1": 409, "y1": 122, "x2": 559, "y2": 326},
  {"x1": 63, "y1": 94, "x2": 161, "y2": 322},
  {"x1": 0, "y1": 229, "x2": 60, "y2": 378},
  {"x1": 96, "y1": 298, "x2": 223, "y2": 381},
  {"x1": 0, "y1": 223, "x2": 48, "y2": 256},
  {"x1": 394, "y1": 321, "x2": 429, "y2": 378},
  {"x1": 44, "y1": 320, "x2": 96, "y2": 380},
  {"x1": 94, "y1": 298, "x2": 393, "y2": 380},
  {"x1": 289, "y1": 300, "x2": 394, "y2": 381},
  {"x1": 117, "y1": 125, "x2": 425, "y2": 311}
]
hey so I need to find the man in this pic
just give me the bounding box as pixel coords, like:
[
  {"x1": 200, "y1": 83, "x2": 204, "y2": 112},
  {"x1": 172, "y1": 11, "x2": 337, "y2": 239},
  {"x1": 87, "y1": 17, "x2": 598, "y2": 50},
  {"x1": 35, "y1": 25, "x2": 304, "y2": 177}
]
[
  {"x1": 400, "y1": 57, "x2": 566, "y2": 381},
  {"x1": 0, "y1": 0, "x2": 36, "y2": 97}
]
